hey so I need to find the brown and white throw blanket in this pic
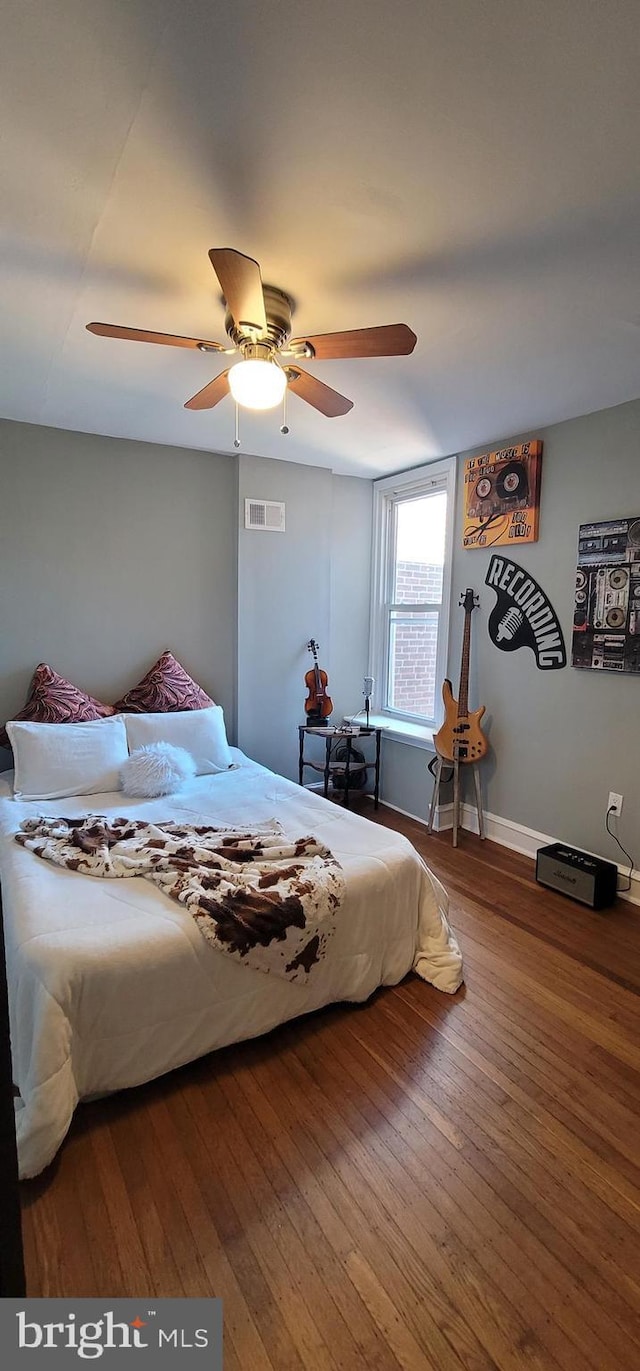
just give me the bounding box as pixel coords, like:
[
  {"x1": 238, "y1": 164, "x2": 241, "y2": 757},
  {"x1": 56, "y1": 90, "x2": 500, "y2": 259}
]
[{"x1": 16, "y1": 816, "x2": 345, "y2": 983}]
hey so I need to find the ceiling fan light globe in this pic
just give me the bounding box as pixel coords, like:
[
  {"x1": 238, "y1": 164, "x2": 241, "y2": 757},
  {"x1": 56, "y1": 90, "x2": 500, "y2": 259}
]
[{"x1": 228, "y1": 358, "x2": 287, "y2": 411}]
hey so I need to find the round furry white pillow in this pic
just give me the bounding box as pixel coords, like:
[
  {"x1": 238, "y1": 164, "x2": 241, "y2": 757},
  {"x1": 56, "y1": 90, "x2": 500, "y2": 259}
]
[{"x1": 120, "y1": 743, "x2": 196, "y2": 798}]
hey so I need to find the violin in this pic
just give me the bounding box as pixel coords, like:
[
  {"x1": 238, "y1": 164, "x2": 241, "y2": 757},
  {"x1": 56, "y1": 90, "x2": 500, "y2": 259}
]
[{"x1": 304, "y1": 639, "x2": 333, "y2": 724}]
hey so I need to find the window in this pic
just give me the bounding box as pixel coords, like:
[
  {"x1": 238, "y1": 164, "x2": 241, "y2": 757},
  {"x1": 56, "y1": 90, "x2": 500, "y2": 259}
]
[{"x1": 369, "y1": 458, "x2": 456, "y2": 743}]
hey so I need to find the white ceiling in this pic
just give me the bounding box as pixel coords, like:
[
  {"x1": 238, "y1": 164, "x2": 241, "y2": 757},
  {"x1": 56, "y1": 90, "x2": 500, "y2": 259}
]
[{"x1": 1, "y1": 0, "x2": 640, "y2": 478}]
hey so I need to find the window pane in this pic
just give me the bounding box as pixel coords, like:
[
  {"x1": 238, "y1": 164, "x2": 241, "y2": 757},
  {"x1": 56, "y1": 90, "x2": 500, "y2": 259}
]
[
  {"x1": 388, "y1": 612, "x2": 439, "y2": 718},
  {"x1": 393, "y1": 492, "x2": 446, "y2": 605}
]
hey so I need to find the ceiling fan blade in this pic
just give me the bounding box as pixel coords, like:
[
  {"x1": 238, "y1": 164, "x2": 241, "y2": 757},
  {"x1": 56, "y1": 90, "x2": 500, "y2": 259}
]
[
  {"x1": 86, "y1": 322, "x2": 226, "y2": 351},
  {"x1": 184, "y1": 369, "x2": 231, "y2": 410},
  {"x1": 208, "y1": 248, "x2": 267, "y2": 336},
  {"x1": 289, "y1": 323, "x2": 417, "y2": 360},
  {"x1": 286, "y1": 367, "x2": 353, "y2": 417}
]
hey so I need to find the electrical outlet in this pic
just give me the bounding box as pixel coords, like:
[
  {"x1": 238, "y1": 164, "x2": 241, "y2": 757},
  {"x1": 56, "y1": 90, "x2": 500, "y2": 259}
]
[{"x1": 607, "y1": 792, "x2": 623, "y2": 817}]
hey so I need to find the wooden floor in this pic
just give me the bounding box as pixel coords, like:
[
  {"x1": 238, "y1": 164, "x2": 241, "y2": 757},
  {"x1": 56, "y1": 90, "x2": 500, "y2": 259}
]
[{"x1": 21, "y1": 808, "x2": 640, "y2": 1370}]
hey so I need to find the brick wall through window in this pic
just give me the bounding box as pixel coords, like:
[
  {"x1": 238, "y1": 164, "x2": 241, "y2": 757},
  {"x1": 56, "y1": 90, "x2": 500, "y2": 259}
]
[{"x1": 389, "y1": 561, "x2": 442, "y2": 716}]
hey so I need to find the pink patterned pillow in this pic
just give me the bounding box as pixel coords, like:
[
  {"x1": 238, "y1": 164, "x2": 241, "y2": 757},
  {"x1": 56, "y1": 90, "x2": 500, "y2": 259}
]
[
  {"x1": 113, "y1": 651, "x2": 214, "y2": 715},
  {"x1": 0, "y1": 664, "x2": 115, "y2": 749}
]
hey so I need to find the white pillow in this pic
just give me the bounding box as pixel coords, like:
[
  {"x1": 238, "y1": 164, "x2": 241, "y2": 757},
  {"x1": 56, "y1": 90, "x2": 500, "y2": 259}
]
[
  {"x1": 120, "y1": 743, "x2": 196, "y2": 797},
  {"x1": 123, "y1": 705, "x2": 232, "y2": 776},
  {"x1": 7, "y1": 715, "x2": 129, "y2": 801}
]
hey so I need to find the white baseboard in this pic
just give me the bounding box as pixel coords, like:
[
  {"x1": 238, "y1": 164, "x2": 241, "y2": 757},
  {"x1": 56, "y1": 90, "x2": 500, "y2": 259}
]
[
  {"x1": 436, "y1": 801, "x2": 554, "y2": 855},
  {"x1": 380, "y1": 797, "x2": 640, "y2": 908},
  {"x1": 377, "y1": 797, "x2": 431, "y2": 825}
]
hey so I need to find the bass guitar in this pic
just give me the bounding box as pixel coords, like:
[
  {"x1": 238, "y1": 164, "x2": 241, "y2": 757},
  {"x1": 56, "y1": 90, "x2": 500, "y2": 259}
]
[{"x1": 434, "y1": 589, "x2": 488, "y2": 764}]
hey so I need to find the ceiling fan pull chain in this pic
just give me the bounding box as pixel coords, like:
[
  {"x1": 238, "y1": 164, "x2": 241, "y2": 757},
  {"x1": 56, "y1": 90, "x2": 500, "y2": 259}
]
[
  {"x1": 280, "y1": 384, "x2": 289, "y2": 435},
  {"x1": 233, "y1": 400, "x2": 241, "y2": 449}
]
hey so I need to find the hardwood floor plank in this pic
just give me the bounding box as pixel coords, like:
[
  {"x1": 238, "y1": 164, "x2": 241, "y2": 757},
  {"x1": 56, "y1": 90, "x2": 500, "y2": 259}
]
[
  {"x1": 233, "y1": 1059, "x2": 496, "y2": 1371},
  {"x1": 126, "y1": 1093, "x2": 211, "y2": 1297},
  {"x1": 218, "y1": 1068, "x2": 406, "y2": 1371},
  {"x1": 267, "y1": 1036, "x2": 559, "y2": 1371},
  {"x1": 344, "y1": 1249, "x2": 442, "y2": 1371},
  {"x1": 107, "y1": 1096, "x2": 186, "y2": 1296},
  {"x1": 231, "y1": 1061, "x2": 410, "y2": 1371},
  {"x1": 395, "y1": 977, "x2": 640, "y2": 1216},
  {"x1": 296, "y1": 1018, "x2": 621, "y2": 1371},
  {"x1": 379, "y1": 990, "x2": 640, "y2": 1313},
  {"x1": 436, "y1": 964, "x2": 640, "y2": 1186},
  {"x1": 21, "y1": 1171, "x2": 67, "y2": 1297},
  {"x1": 350, "y1": 996, "x2": 640, "y2": 1358},
  {"x1": 155, "y1": 1089, "x2": 286, "y2": 1370},
  {"x1": 183, "y1": 1072, "x2": 352, "y2": 1371},
  {"x1": 394, "y1": 976, "x2": 640, "y2": 1220},
  {"x1": 88, "y1": 1122, "x2": 152, "y2": 1295},
  {"x1": 452, "y1": 909, "x2": 640, "y2": 1049},
  {"x1": 437, "y1": 956, "x2": 640, "y2": 1139},
  {"x1": 60, "y1": 1111, "x2": 127, "y2": 1295},
  {"x1": 19, "y1": 1183, "x2": 43, "y2": 1295}
]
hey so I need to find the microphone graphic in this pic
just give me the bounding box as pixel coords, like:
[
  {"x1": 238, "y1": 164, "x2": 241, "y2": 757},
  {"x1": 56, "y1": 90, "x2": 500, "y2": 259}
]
[
  {"x1": 363, "y1": 676, "x2": 375, "y2": 727},
  {"x1": 496, "y1": 606, "x2": 523, "y2": 642}
]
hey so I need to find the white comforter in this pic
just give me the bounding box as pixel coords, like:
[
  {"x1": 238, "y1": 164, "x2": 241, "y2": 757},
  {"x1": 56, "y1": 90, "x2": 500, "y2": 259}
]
[{"x1": 0, "y1": 751, "x2": 462, "y2": 1179}]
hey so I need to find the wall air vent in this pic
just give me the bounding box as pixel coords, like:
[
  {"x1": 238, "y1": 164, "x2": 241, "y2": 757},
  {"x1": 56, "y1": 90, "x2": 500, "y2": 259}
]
[{"x1": 244, "y1": 499, "x2": 286, "y2": 532}]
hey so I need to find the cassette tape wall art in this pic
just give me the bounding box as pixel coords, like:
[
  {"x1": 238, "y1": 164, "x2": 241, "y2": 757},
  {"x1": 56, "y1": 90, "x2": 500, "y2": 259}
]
[
  {"x1": 572, "y1": 517, "x2": 640, "y2": 673},
  {"x1": 462, "y1": 441, "x2": 543, "y2": 549}
]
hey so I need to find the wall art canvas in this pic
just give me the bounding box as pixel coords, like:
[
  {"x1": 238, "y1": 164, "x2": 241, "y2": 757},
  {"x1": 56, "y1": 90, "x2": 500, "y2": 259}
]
[
  {"x1": 462, "y1": 440, "x2": 543, "y2": 550},
  {"x1": 572, "y1": 516, "x2": 640, "y2": 672}
]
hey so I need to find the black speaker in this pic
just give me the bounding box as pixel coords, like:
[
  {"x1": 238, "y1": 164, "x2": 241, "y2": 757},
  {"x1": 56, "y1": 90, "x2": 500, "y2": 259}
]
[{"x1": 535, "y1": 843, "x2": 618, "y2": 910}]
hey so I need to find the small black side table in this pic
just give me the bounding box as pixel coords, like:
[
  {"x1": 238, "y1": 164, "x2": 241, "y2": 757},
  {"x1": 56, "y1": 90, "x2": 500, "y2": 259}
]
[{"x1": 298, "y1": 726, "x2": 383, "y2": 809}]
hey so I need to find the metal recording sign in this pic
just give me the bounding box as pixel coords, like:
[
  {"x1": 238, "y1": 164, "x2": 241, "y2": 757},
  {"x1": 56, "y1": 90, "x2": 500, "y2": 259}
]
[{"x1": 485, "y1": 555, "x2": 566, "y2": 669}]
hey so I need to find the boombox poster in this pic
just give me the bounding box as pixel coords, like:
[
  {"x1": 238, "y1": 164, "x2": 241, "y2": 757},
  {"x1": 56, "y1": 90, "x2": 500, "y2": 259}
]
[
  {"x1": 572, "y1": 516, "x2": 640, "y2": 673},
  {"x1": 462, "y1": 440, "x2": 543, "y2": 549}
]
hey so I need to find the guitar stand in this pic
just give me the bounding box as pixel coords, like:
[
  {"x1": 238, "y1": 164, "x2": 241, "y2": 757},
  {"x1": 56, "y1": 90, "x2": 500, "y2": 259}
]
[{"x1": 427, "y1": 753, "x2": 485, "y2": 847}]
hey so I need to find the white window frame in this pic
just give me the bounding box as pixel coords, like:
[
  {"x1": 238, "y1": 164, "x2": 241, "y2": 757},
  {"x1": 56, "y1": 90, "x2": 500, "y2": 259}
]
[{"x1": 368, "y1": 456, "x2": 456, "y2": 748}]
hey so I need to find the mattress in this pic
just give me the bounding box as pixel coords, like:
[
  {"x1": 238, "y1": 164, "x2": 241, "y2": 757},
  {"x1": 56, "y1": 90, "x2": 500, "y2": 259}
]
[{"x1": 0, "y1": 750, "x2": 462, "y2": 1178}]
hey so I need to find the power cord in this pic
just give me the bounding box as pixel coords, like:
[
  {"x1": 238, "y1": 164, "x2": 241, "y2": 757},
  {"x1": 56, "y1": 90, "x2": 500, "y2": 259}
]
[{"x1": 606, "y1": 806, "x2": 635, "y2": 893}]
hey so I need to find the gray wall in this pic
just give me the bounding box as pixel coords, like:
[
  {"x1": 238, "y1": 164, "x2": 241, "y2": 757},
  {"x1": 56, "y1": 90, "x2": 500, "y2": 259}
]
[
  {"x1": 0, "y1": 419, "x2": 238, "y2": 746},
  {"x1": 0, "y1": 421, "x2": 372, "y2": 787},
  {"x1": 237, "y1": 452, "x2": 372, "y2": 780},
  {"x1": 329, "y1": 474, "x2": 373, "y2": 721},
  {"x1": 383, "y1": 397, "x2": 640, "y2": 870}
]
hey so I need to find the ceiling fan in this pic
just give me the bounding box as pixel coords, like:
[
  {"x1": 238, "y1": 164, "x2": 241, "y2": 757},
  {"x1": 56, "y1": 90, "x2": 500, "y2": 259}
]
[{"x1": 87, "y1": 247, "x2": 417, "y2": 423}]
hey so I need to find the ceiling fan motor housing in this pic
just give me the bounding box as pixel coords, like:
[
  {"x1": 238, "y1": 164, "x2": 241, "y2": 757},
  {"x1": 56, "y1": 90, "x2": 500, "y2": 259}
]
[{"x1": 224, "y1": 284, "x2": 295, "y2": 351}]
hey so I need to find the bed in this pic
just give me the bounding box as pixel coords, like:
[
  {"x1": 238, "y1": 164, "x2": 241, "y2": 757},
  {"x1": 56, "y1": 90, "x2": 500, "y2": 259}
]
[{"x1": 0, "y1": 748, "x2": 462, "y2": 1179}]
